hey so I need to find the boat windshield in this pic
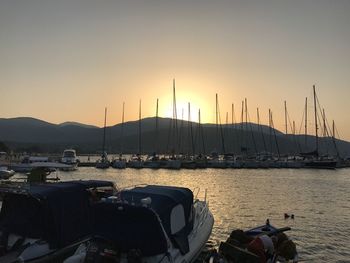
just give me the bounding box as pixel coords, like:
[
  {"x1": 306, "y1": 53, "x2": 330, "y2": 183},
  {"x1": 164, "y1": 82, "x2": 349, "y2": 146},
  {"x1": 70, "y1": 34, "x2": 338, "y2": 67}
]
[
  {"x1": 93, "y1": 202, "x2": 168, "y2": 256},
  {"x1": 63, "y1": 151, "x2": 76, "y2": 158}
]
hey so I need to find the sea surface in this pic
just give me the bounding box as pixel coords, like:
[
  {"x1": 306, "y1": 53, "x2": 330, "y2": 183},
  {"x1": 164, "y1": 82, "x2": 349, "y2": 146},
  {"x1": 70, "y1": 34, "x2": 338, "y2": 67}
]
[{"x1": 47, "y1": 164, "x2": 350, "y2": 262}]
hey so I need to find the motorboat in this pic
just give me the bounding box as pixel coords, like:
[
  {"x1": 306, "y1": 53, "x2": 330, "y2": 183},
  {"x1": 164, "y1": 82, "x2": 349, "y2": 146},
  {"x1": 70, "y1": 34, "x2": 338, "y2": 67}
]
[
  {"x1": 0, "y1": 180, "x2": 116, "y2": 263},
  {"x1": 206, "y1": 220, "x2": 298, "y2": 263},
  {"x1": 64, "y1": 185, "x2": 214, "y2": 263},
  {"x1": 0, "y1": 167, "x2": 15, "y2": 180},
  {"x1": 61, "y1": 149, "x2": 79, "y2": 171},
  {"x1": 9, "y1": 156, "x2": 50, "y2": 173}
]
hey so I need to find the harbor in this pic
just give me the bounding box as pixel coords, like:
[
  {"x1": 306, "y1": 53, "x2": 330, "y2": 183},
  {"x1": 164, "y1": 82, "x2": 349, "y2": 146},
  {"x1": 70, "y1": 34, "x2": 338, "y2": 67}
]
[
  {"x1": 2, "y1": 0, "x2": 350, "y2": 262},
  {"x1": 5, "y1": 166, "x2": 349, "y2": 262}
]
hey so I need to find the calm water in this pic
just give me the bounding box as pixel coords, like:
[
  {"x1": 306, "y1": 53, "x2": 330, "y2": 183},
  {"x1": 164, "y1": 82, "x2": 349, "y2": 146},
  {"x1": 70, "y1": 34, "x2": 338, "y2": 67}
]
[{"x1": 57, "y1": 166, "x2": 350, "y2": 262}]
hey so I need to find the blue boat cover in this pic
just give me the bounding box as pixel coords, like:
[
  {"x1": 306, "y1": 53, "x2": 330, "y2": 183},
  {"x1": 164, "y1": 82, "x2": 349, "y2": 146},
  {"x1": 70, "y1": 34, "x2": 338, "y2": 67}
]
[
  {"x1": 120, "y1": 185, "x2": 194, "y2": 254},
  {"x1": 92, "y1": 202, "x2": 168, "y2": 256},
  {"x1": 0, "y1": 180, "x2": 113, "y2": 249}
]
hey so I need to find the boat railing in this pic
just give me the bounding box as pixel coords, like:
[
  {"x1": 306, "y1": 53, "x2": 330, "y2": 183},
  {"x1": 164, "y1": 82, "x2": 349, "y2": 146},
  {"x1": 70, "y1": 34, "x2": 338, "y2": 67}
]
[{"x1": 193, "y1": 187, "x2": 200, "y2": 199}]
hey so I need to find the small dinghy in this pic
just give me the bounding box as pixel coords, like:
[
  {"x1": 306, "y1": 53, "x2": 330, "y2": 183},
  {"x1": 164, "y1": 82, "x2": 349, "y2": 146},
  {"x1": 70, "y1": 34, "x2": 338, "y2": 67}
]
[
  {"x1": 64, "y1": 185, "x2": 214, "y2": 263},
  {"x1": 206, "y1": 220, "x2": 298, "y2": 263}
]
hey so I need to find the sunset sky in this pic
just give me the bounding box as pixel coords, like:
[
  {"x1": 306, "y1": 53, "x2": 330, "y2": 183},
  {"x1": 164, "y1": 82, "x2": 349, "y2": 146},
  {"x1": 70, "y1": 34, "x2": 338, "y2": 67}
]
[{"x1": 1, "y1": 1, "x2": 350, "y2": 139}]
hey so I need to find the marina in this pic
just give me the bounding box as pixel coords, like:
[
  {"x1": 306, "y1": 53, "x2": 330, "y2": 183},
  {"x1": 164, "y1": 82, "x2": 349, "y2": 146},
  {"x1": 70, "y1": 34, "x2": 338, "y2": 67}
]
[
  {"x1": 2, "y1": 1, "x2": 350, "y2": 262},
  {"x1": 3, "y1": 166, "x2": 348, "y2": 262}
]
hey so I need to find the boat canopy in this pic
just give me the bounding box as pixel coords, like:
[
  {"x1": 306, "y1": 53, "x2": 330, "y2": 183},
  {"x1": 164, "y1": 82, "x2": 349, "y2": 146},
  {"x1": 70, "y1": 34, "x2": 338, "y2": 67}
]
[
  {"x1": 121, "y1": 185, "x2": 194, "y2": 254},
  {"x1": 92, "y1": 202, "x2": 168, "y2": 256},
  {"x1": 0, "y1": 180, "x2": 114, "y2": 249}
]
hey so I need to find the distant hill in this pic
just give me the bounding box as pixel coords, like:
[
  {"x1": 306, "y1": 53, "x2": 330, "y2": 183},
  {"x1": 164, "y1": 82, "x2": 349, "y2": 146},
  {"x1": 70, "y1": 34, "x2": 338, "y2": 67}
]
[
  {"x1": 0, "y1": 117, "x2": 349, "y2": 156},
  {"x1": 58, "y1": 122, "x2": 98, "y2": 129}
]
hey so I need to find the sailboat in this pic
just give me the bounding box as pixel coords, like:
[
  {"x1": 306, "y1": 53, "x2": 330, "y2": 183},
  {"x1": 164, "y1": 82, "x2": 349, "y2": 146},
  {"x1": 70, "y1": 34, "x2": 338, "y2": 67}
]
[
  {"x1": 96, "y1": 108, "x2": 110, "y2": 169},
  {"x1": 181, "y1": 103, "x2": 196, "y2": 169},
  {"x1": 161, "y1": 79, "x2": 181, "y2": 169},
  {"x1": 112, "y1": 102, "x2": 127, "y2": 169},
  {"x1": 144, "y1": 99, "x2": 162, "y2": 169},
  {"x1": 208, "y1": 94, "x2": 227, "y2": 168},
  {"x1": 303, "y1": 85, "x2": 337, "y2": 169},
  {"x1": 128, "y1": 100, "x2": 144, "y2": 168}
]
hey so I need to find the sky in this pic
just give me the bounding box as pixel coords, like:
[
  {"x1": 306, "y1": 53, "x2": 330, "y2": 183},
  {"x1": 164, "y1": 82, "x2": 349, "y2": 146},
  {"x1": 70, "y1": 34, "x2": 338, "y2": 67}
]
[{"x1": 1, "y1": 0, "x2": 350, "y2": 140}]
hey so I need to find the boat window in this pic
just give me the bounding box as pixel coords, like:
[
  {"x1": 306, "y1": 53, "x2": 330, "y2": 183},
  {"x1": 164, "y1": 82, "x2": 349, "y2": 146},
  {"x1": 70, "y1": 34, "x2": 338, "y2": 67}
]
[{"x1": 170, "y1": 204, "x2": 186, "y2": 235}]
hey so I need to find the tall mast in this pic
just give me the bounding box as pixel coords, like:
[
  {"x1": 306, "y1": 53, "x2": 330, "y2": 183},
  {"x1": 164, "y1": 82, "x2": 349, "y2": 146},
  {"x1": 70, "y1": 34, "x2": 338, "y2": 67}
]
[
  {"x1": 332, "y1": 120, "x2": 335, "y2": 138},
  {"x1": 102, "y1": 107, "x2": 107, "y2": 156},
  {"x1": 198, "y1": 109, "x2": 206, "y2": 155},
  {"x1": 245, "y1": 98, "x2": 248, "y2": 129},
  {"x1": 188, "y1": 103, "x2": 195, "y2": 155},
  {"x1": 293, "y1": 121, "x2": 296, "y2": 135},
  {"x1": 269, "y1": 109, "x2": 272, "y2": 153},
  {"x1": 155, "y1": 98, "x2": 159, "y2": 153},
  {"x1": 120, "y1": 102, "x2": 125, "y2": 154},
  {"x1": 232, "y1": 103, "x2": 235, "y2": 125},
  {"x1": 231, "y1": 103, "x2": 235, "y2": 154},
  {"x1": 270, "y1": 111, "x2": 280, "y2": 158},
  {"x1": 217, "y1": 94, "x2": 226, "y2": 154},
  {"x1": 322, "y1": 108, "x2": 326, "y2": 137},
  {"x1": 257, "y1": 107, "x2": 267, "y2": 152},
  {"x1": 172, "y1": 79, "x2": 178, "y2": 156},
  {"x1": 138, "y1": 100, "x2": 142, "y2": 155},
  {"x1": 284, "y1": 100, "x2": 288, "y2": 134},
  {"x1": 215, "y1": 93, "x2": 219, "y2": 141},
  {"x1": 313, "y1": 85, "x2": 318, "y2": 155},
  {"x1": 245, "y1": 98, "x2": 248, "y2": 154},
  {"x1": 305, "y1": 97, "x2": 308, "y2": 150}
]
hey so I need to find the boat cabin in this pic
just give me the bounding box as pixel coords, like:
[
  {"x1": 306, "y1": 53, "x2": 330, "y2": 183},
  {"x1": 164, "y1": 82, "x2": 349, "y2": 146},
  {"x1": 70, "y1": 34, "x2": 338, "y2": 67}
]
[
  {"x1": 90, "y1": 185, "x2": 194, "y2": 256},
  {"x1": 0, "y1": 180, "x2": 115, "y2": 255}
]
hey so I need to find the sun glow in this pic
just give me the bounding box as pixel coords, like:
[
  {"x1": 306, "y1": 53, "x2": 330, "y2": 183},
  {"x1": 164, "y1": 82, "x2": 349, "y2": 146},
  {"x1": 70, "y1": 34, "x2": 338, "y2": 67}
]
[{"x1": 161, "y1": 96, "x2": 212, "y2": 123}]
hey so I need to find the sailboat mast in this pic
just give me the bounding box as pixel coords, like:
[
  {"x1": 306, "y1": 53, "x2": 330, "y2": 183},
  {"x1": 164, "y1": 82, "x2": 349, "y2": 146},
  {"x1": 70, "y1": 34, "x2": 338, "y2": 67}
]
[
  {"x1": 172, "y1": 79, "x2": 178, "y2": 155},
  {"x1": 155, "y1": 98, "x2": 159, "y2": 153},
  {"x1": 198, "y1": 109, "x2": 206, "y2": 155},
  {"x1": 293, "y1": 121, "x2": 295, "y2": 135},
  {"x1": 322, "y1": 108, "x2": 326, "y2": 137},
  {"x1": 305, "y1": 97, "x2": 308, "y2": 149},
  {"x1": 232, "y1": 103, "x2": 234, "y2": 125},
  {"x1": 215, "y1": 93, "x2": 218, "y2": 140},
  {"x1": 138, "y1": 100, "x2": 142, "y2": 155},
  {"x1": 188, "y1": 103, "x2": 195, "y2": 155},
  {"x1": 270, "y1": 111, "x2": 280, "y2": 158},
  {"x1": 257, "y1": 107, "x2": 267, "y2": 152},
  {"x1": 102, "y1": 107, "x2": 107, "y2": 156},
  {"x1": 284, "y1": 101, "x2": 288, "y2": 134},
  {"x1": 313, "y1": 85, "x2": 319, "y2": 155},
  {"x1": 269, "y1": 109, "x2": 272, "y2": 153},
  {"x1": 120, "y1": 102, "x2": 125, "y2": 154}
]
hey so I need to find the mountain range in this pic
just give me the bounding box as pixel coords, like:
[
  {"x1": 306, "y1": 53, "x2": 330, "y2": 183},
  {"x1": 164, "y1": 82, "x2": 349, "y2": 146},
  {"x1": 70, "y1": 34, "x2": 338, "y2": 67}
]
[{"x1": 0, "y1": 117, "x2": 349, "y2": 157}]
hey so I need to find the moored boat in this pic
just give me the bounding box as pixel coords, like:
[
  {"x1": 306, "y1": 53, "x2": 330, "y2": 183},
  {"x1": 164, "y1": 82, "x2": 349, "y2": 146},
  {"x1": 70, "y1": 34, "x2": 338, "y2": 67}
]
[
  {"x1": 0, "y1": 167, "x2": 15, "y2": 179},
  {"x1": 64, "y1": 185, "x2": 214, "y2": 263},
  {"x1": 206, "y1": 220, "x2": 298, "y2": 263},
  {"x1": 60, "y1": 149, "x2": 79, "y2": 171},
  {"x1": 0, "y1": 180, "x2": 116, "y2": 263},
  {"x1": 111, "y1": 154, "x2": 127, "y2": 169}
]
